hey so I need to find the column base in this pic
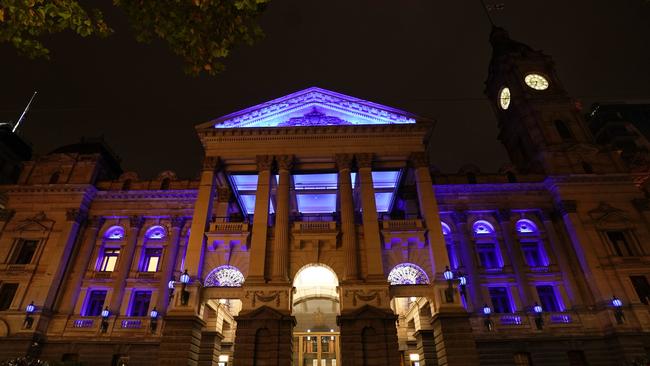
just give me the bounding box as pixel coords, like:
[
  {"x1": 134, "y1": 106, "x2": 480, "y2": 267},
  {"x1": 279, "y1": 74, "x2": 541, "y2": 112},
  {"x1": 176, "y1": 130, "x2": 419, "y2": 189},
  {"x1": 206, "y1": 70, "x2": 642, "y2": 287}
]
[
  {"x1": 337, "y1": 305, "x2": 400, "y2": 366},
  {"x1": 233, "y1": 306, "x2": 296, "y2": 366},
  {"x1": 159, "y1": 315, "x2": 206, "y2": 366},
  {"x1": 198, "y1": 330, "x2": 223, "y2": 366},
  {"x1": 431, "y1": 311, "x2": 479, "y2": 366},
  {"x1": 415, "y1": 329, "x2": 438, "y2": 366}
]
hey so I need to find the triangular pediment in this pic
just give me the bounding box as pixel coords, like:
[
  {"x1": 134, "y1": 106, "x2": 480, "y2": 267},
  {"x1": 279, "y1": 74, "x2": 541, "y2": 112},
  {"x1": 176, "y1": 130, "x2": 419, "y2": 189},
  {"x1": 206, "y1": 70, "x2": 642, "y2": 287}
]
[{"x1": 199, "y1": 87, "x2": 419, "y2": 129}]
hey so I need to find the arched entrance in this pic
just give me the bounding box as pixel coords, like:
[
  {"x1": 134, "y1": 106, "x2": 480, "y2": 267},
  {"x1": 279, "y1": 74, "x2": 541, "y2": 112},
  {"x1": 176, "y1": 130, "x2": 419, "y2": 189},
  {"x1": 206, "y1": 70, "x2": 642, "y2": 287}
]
[{"x1": 292, "y1": 264, "x2": 341, "y2": 366}]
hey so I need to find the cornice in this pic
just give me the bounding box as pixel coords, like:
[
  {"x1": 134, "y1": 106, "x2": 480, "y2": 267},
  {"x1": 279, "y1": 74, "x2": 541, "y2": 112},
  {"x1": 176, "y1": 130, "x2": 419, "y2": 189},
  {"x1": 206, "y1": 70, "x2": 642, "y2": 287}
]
[
  {"x1": 544, "y1": 174, "x2": 635, "y2": 186},
  {"x1": 434, "y1": 182, "x2": 546, "y2": 195},
  {"x1": 1, "y1": 184, "x2": 97, "y2": 196},
  {"x1": 94, "y1": 189, "x2": 198, "y2": 201}
]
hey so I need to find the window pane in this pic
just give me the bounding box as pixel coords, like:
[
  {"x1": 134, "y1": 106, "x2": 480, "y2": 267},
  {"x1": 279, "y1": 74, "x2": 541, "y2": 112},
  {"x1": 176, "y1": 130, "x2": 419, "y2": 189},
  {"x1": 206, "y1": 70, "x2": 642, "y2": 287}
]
[
  {"x1": 130, "y1": 291, "x2": 152, "y2": 317},
  {"x1": 84, "y1": 290, "x2": 107, "y2": 316},
  {"x1": 100, "y1": 248, "x2": 120, "y2": 272},
  {"x1": 536, "y1": 285, "x2": 559, "y2": 312},
  {"x1": 142, "y1": 248, "x2": 162, "y2": 272},
  {"x1": 630, "y1": 276, "x2": 650, "y2": 305},
  {"x1": 489, "y1": 287, "x2": 512, "y2": 313},
  {"x1": 606, "y1": 231, "x2": 634, "y2": 256},
  {"x1": 0, "y1": 283, "x2": 19, "y2": 311},
  {"x1": 13, "y1": 239, "x2": 38, "y2": 264},
  {"x1": 146, "y1": 256, "x2": 159, "y2": 272}
]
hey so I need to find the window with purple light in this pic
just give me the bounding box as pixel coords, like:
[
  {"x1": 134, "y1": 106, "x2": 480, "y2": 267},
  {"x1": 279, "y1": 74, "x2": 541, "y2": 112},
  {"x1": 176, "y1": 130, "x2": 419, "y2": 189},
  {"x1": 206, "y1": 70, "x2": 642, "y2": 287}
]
[
  {"x1": 387, "y1": 263, "x2": 430, "y2": 285},
  {"x1": 473, "y1": 220, "x2": 503, "y2": 270},
  {"x1": 104, "y1": 226, "x2": 125, "y2": 240},
  {"x1": 515, "y1": 219, "x2": 537, "y2": 234},
  {"x1": 129, "y1": 291, "x2": 152, "y2": 317},
  {"x1": 140, "y1": 248, "x2": 162, "y2": 272},
  {"x1": 441, "y1": 222, "x2": 459, "y2": 269},
  {"x1": 472, "y1": 220, "x2": 495, "y2": 235},
  {"x1": 536, "y1": 285, "x2": 561, "y2": 312},
  {"x1": 516, "y1": 219, "x2": 549, "y2": 268},
  {"x1": 145, "y1": 225, "x2": 167, "y2": 240},
  {"x1": 488, "y1": 287, "x2": 513, "y2": 313},
  {"x1": 98, "y1": 248, "x2": 120, "y2": 272},
  {"x1": 83, "y1": 290, "x2": 107, "y2": 316},
  {"x1": 204, "y1": 265, "x2": 245, "y2": 287}
]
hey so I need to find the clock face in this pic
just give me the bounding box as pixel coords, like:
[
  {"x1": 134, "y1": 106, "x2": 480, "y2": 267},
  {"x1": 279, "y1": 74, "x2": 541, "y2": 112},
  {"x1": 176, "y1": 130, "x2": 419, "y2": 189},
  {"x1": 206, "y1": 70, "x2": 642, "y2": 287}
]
[
  {"x1": 524, "y1": 73, "x2": 549, "y2": 90},
  {"x1": 499, "y1": 87, "x2": 511, "y2": 110}
]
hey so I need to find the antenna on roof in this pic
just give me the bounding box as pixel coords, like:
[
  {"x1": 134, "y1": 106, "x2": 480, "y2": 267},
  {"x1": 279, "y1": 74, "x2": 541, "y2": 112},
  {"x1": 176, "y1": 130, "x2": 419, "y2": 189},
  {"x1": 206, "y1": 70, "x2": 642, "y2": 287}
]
[
  {"x1": 479, "y1": 0, "x2": 505, "y2": 27},
  {"x1": 12, "y1": 91, "x2": 38, "y2": 133}
]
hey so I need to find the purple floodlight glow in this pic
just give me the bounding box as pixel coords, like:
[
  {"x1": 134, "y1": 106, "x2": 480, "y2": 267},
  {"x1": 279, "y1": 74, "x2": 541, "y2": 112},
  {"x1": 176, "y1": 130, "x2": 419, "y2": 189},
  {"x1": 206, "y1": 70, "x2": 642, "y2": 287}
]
[
  {"x1": 104, "y1": 226, "x2": 125, "y2": 240},
  {"x1": 371, "y1": 171, "x2": 400, "y2": 189},
  {"x1": 516, "y1": 219, "x2": 538, "y2": 234},
  {"x1": 473, "y1": 220, "x2": 495, "y2": 235},
  {"x1": 441, "y1": 222, "x2": 452, "y2": 235},
  {"x1": 296, "y1": 193, "x2": 337, "y2": 214},
  {"x1": 293, "y1": 173, "x2": 338, "y2": 190},
  {"x1": 387, "y1": 263, "x2": 430, "y2": 285},
  {"x1": 145, "y1": 225, "x2": 167, "y2": 240},
  {"x1": 204, "y1": 265, "x2": 245, "y2": 287},
  {"x1": 375, "y1": 192, "x2": 394, "y2": 212}
]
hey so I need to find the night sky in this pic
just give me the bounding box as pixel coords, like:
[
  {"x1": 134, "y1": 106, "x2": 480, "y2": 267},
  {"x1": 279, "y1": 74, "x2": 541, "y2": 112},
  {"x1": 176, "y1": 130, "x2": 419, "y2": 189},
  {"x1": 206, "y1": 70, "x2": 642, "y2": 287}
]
[{"x1": 1, "y1": 0, "x2": 649, "y2": 179}]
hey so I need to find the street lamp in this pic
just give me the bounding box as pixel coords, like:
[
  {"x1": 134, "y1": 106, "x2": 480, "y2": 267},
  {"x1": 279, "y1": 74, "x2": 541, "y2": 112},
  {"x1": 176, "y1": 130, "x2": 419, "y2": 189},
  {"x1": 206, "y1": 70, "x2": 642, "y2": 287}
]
[
  {"x1": 150, "y1": 307, "x2": 159, "y2": 332},
  {"x1": 168, "y1": 276, "x2": 176, "y2": 304},
  {"x1": 533, "y1": 303, "x2": 543, "y2": 330},
  {"x1": 443, "y1": 266, "x2": 454, "y2": 303},
  {"x1": 180, "y1": 269, "x2": 191, "y2": 306},
  {"x1": 24, "y1": 301, "x2": 35, "y2": 329},
  {"x1": 457, "y1": 273, "x2": 467, "y2": 299},
  {"x1": 100, "y1": 307, "x2": 110, "y2": 333},
  {"x1": 612, "y1": 296, "x2": 625, "y2": 324},
  {"x1": 483, "y1": 304, "x2": 493, "y2": 331}
]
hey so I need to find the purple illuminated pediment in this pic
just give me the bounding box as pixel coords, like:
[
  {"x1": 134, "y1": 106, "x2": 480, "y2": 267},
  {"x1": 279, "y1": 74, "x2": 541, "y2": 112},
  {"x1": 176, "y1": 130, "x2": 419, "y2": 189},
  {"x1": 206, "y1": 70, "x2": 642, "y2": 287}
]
[{"x1": 206, "y1": 87, "x2": 417, "y2": 129}]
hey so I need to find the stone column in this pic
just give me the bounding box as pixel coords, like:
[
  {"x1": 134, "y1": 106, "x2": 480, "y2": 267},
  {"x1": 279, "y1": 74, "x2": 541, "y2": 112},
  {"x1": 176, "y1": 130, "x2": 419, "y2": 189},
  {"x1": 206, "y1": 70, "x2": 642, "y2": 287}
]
[
  {"x1": 197, "y1": 331, "x2": 223, "y2": 366},
  {"x1": 110, "y1": 215, "x2": 144, "y2": 314},
  {"x1": 452, "y1": 212, "x2": 482, "y2": 311},
  {"x1": 157, "y1": 216, "x2": 185, "y2": 313},
  {"x1": 356, "y1": 153, "x2": 385, "y2": 281},
  {"x1": 247, "y1": 155, "x2": 274, "y2": 283},
  {"x1": 271, "y1": 155, "x2": 293, "y2": 283},
  {"x1": 538, "y1": 210, "x2": 585, "y2": 307},
  {"x1": 336, "y1": 153, "x2": 359, "y2": 281},
  {"x1": 338, "y1": 306, "x2": 401, "y2": 366},
  {"x1": 185, "y1": 156, "x2": 220, "y2": 280},
  {"x1": 159, "y1": 316, "x2": 206, "y2": 366},
  {"x1": 431, "y1": 312, "x2": 479, "y2": 366},
  {"x1": 556, "y1": 200, "x2": 612, "y2": 304},
  {"x1": 43, "y1": 209, "x2": 86, "y2": 311},
  {"x1": 233, "y1": 306, "x2": 296, "y2": 366},
  {"x1": 415, "y1": 330, "x2": 437, "y2": 366},
  {"x1": 57, "y1": 216, "x2": 104, "y2": 314},
  {"x1": 496, "y1": 209, "x2": 533, "y2": 308}
]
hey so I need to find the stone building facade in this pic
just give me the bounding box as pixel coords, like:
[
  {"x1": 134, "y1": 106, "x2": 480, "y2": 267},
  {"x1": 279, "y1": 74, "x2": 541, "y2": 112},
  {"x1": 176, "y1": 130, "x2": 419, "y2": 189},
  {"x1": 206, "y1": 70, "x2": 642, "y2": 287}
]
[{"x1": 0, "y1": 28, "x2": 649, "y2": 366}]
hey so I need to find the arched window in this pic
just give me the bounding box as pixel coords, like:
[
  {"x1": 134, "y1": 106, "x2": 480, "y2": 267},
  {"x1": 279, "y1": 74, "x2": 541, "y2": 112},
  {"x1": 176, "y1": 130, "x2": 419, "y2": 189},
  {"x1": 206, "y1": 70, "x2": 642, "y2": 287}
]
[
  {"x1": 204, "y1": 265, "x2": 245, "y2": 287},
  {"x1": 387, "y1": 263, "x2": 430, "y2": 285},
  {"x1": 145, "y1": 225, "x2": 166, "y2": 240},
  {"x1": 49, "y1": 172, "x2": 60, "y2": 184},
  {"x1": 122, "y1": 179, "x2": 132, "y2": 191},
  {"x1": 472, "y1": 220, "x2": 502, "y2": 270},
  {"x1": 160, "y1": 178, "x2": 171, "y2": 190},
  {"x1": 104, "y1": 226, "x2": 125, "y2": 240},
  {"x1": 506, "y1": 171, "x2": 517, "y2": 183},
  {"x1": 555, "y1": 120, "x2": 573, "y2": 141},
  {"x1": 515, "y1": 219, "x2": 549, "y2": 268},
  {"x1": 441, "y1": 222, "x2": 459, "y2": 269}
]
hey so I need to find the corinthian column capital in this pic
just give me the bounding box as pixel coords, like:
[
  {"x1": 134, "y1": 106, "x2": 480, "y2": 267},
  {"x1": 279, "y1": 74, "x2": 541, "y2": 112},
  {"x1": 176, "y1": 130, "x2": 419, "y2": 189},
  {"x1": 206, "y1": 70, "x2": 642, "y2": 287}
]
[
  {"x1": 335, "y1": 154, "x2": 354, "y2": 170},
  {"x1": 256, "y1": 155, "x2": 274, "y2": 171},
  {"x1": 275, "y1": 155, "x2": 294, "y2": 171},
  {"x1": 355, "y1": 153, "x2": 374, "y2": 169},
  {"x1": 409, "y1": 152, "x2": 429, "y2": 168},
  {"x1": 202, "y1": 156, "x2": 220, "y2": 172}
]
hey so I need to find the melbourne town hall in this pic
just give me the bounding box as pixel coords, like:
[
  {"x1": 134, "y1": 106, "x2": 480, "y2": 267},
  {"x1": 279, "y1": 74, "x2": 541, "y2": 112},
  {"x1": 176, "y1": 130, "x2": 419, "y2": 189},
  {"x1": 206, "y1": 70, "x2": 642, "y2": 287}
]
[{"x1": 1, "y1": 28, "x2": 649, "y2": 366}]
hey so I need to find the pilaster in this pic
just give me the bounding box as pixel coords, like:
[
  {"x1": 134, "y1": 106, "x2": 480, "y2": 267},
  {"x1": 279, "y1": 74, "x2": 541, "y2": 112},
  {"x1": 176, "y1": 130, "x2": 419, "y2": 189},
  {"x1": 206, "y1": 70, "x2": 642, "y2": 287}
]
[
  {"x1": 271, "y1": 155, "x2": 293, "y2": 283},
  {"x1": 496, "y1": 209, "x2": 533, "y2": 308},
  {"x1": 157, "y1": 216, "x2": 185, "y2": 313},
  {"x1": 110, "y1": 215, "x2": 144, "y2": 314},
  {"x1": 356, "y1": 153, "x2": 384, "y2": 282},
  {"x1": 336, "y1": 153, "x2": 359, "y2": 282},
  {"x1": 247, "y1": 155, "x2": 274, "y2": 283},
  {"x1": 451, "y1": 212, "x2": 482, "y2": 311}
]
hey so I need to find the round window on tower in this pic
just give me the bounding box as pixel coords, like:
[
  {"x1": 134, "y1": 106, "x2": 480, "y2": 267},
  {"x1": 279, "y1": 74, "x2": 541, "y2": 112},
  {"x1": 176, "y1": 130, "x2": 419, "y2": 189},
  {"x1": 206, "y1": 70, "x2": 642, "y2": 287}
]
[
  {"x1": 499, "y1": 87, "x2": 511, "y2": 110},
  {"x1": 524, "y1": 73, "x2": 549, "y2": 90}
]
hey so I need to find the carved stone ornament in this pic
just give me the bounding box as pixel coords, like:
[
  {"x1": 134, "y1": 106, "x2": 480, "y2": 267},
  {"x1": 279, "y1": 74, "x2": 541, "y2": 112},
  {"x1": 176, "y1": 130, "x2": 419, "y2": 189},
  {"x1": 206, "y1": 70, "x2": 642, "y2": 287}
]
[
  {"x1": 334, "y1": 154, "x2": 354, "y2": 170},
  {"x1": 588, "y1": 202, "x2": 629, "y2": 223},
  {"x1": 170, "y1": 216, "x2": 186, "y2": 229},
  {"x1": 66, "y1": 209, "x2": 87, "y2": 224},
  {"x1": 129, "y1": 216, "x2": 145, "y2": 229},
  {"x1": 245, "y1": 290, "x2": 285, "y2": 307},
  {"x1": 15, "y1": 212, "x2": 54, "y2": 232},
  {"x1": 355, "y1": 153, "x2": 374, "y2": 169},
  {"x1": 277, "y1": 108, "x2": 352, "y2": 127},
  {"x1": 202, "y1": 156, "x2": 220, "y2": 172},
  {"x1": 275, "y1": 155, "x2": 294, "y2": 171},
  {"x1": 409, "y1": 152, "x2": 429, "y2": 168},
  {"x1": 256, "y1": 155, "x2": 274, "y2": 171},
  {"x1": 554, "y1": 200, "x2": 577, "y2": 216},
  {"x1": 345, "y1": 289, "x2": 383, "y2": 307}
]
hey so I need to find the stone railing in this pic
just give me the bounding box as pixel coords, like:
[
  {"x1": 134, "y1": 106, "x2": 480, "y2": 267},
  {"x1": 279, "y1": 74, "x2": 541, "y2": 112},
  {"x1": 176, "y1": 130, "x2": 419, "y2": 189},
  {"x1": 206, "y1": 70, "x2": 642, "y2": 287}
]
[
  {"x1": 381, "y1": 219, "x2": 423, "y2": 231},
  {"x1": 210, "y1": 222, "x2": 249, "y2": 233},
  {"x1": 72, "y1": 319, "x2": 94, "y2": 328},
  {"x1": 292, "y1": 221, "x2": 337, "y2": 233},
  {"x1": 121, "y1": 319, "x2": 143, "y2": 329},
  {"x1": 499, "y1": 314, "x2": 524, "y2": 326}
]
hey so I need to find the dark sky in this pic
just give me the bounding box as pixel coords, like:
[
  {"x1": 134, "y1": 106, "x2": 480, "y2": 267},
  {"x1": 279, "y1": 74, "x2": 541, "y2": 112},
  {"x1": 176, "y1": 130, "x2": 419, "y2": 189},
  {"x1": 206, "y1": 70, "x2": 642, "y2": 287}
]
[{"x1": 1, "y1": 0, "x2": 649, "y2": 179}]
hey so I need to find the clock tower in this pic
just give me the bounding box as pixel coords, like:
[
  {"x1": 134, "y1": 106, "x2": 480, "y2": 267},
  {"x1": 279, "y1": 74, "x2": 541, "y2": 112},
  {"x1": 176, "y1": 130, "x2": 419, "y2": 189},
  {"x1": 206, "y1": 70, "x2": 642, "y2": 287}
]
[{"x1": 484, "y1": 27, "x2": 624, "y2": 174}]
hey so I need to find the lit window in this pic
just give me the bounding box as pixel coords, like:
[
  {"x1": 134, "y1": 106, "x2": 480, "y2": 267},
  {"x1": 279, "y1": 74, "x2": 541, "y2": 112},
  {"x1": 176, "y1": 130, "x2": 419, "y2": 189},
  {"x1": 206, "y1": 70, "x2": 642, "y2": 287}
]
[
  {"x1": 524, "y1": 73, "x2": 549, "y2": 90},
  {"x1": 145, "y1": 225, "x2": 166, "y2": 240},
  {"x1": 204, "y1": 265, "x2": 245, "y2": 287},
  {"x1": 477, "y1": 243, "x2": 500, "y2": 269},
  {"x1": 11, "y1": 239, "x2": 38, "y2": 264},
  {"x1": 0, "y1": 283, "x2": 19, "y2": 311},
  {"x1": 99, "y1": 248, "x2": 120, "y2": 272},
  {"x1": 84, "y1": 290, "x2": 107, "y2": 316},
  {"x1": 104, "y1": 226, "x2": 125, "y2": 240},
  {"x1": 141, "y1": 248, "x2": 162, "y2": 272},
  {"x1": 499, "y1": 87, "x2": 511, "y2": 110},
  {"x1": 515, "y1": 219, "x2": 537, "y2": 234},
  {"x1": 129, "y1": 291, "x2": 152, "y2": 317},
  {"x1": 521, "y1": 243, "x2": 547, "y2": 267},
  {"x1": 536, "y1": 285, "x2": 561, "y2": 312},
  {"x1": 387, "y1": 263, "x2": 430, "y2": 285},
  {"x1": 473, "y1": 220, "x2": 495, "y2": 235},
  {"x1": 489, "y1": 287, "x2": 513, "y2": 313},
  {"x1": 606, "y1": 231, "x2": 635, "y2": 257}
]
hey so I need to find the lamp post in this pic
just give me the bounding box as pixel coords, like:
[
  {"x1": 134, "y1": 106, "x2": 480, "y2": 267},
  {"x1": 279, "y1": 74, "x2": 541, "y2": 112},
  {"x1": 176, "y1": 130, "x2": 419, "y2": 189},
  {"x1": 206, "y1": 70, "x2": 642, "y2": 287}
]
[
  {"x1": 180, "y1": 269, "x2": 191, "y2": 306},
  {"x1": 612, "y1": 296, "x2": 625, "y2": 324},
  {"x1": 458, "y1": 273, "x2": 467, "y2": 299},
  {"x1": 168, "y1": 276, "x2": 176, "y2": 304},
  {"x1": 100, "y1": 307, "x2": 110, "y2": 333},
  {"x1": 150, "y1": 307, "x2": 159, "y2": 332},
  {"x1": 483, "y1": 304, "x2": 493, "y2": 331},
  {"x1": 23, "y1": 301, "x2": 35, "y2": 329},
  {"x1": 533, "y1": 303, "x2": 543, "y2": 330},
  {"x1": 443, "y1": 266, "x2": 454, "y2": 303}
]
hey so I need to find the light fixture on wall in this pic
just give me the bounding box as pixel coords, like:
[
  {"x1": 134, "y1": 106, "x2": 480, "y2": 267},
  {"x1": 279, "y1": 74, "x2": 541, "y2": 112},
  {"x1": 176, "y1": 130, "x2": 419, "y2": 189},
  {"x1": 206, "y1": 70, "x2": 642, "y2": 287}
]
[
  {"x1": 180, "y1": 269, "x2": 191, "y2": 305},
  {"x1": 100, "y1": 307, "x2": 110, "y2": 333},
  {"x1": 483, "y1": 304, "x2": 494, "y2": 331},
  {"x1": 23, "y1": 301, "x2": 35, "y2": 329},
  {"x1": 167, "y1": 276, "x2": 176, "y2": 304},
  {"x1": 612, "y1": 296, "x2": 625, "y2": 324},
  {"x1": 443, "y1": 266, "x2": 454, "y2": 303},
  {"x1": 533, "y1": 303, "x2": 544, "y2": 330},
  {"x1": 457, "y1": 273, "x2": 467, "y2": 299},
  {"x1": 150, "y1": 307, "x2": 159, "y2": 332}
]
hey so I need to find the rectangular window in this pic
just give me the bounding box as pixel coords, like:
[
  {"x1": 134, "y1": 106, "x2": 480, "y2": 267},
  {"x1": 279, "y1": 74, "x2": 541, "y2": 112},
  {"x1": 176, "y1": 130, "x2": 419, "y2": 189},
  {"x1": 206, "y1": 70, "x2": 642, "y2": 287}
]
[
  {"x1": 567, "y1": 350, "x2": 588, "y2": 366},
  {"x1": 99, "y1": 248, "x2": 120, "y2": 272},
  {"x1": 489, "y1": 287, "x2": 512, "y2": 313},
  {"x1": 84, "y1": 290, "x2": 107, "y2": 316},
  {"x1": 477, "y1": 243, "x2": 499, "y2": 269},
  {"x1": 0, "y1": 283, "x2": 19, "y2": 311},
  {"x1": 140, "y1": 248, "x2": 162, "y2": 272},
  {"x1": 129, "y1": 291, "x2": 152, "y2": 317},
  {"x1": 606, "y1": 231, "x2": 634, "y2": 256},
  {"x1": 536, "y1": 285, "x2": 560, "y2": 312},
  {"x1": 630, "y1": 276, "x2": 650, "y2": 305},
  {"x1": 513, "y1": 352, "x2": 533, "y2": 366},
  {"x1": 11, "y1": 239, "x2": 39, "y2": 264},
  {"x1": 521, "y1": 242, "x2": 544, "y2": 267}
]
